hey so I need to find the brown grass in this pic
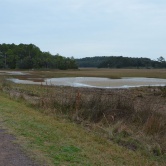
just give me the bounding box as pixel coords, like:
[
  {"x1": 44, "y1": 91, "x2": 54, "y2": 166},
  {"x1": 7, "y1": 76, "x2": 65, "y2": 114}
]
[
  {"x1": 2, "y1": 80, "x2": 166, "y2": 158},
  {"x1": 3, "y1": 68, "x2": 166, "y2": 80},
  {"x1": 0, "y1": 69, "x2": 166, "y2": 160}
]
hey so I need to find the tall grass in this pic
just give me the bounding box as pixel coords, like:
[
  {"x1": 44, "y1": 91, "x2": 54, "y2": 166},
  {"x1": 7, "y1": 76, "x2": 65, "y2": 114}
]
[{"x1": 1, "y1": 80, "x2": 166, "y2": 158}]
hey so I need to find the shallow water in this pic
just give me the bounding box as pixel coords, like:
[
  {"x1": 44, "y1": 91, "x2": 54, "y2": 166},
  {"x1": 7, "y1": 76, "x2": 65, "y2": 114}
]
[
  {"x1": 0, "y1": 71, "x2": 29, "y2": 75},
  {"x1": 9, "y1": 77, "x2": 166, "y2": 89}
]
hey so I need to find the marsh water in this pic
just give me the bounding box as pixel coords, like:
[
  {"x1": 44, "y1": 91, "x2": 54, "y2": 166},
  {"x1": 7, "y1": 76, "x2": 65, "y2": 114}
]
[
  {"x1": 2, "y1": 70, "x2": 165, "y2": 88},
  {"x1": 9, "y1": 77, "x2": 166, "y2": 89}
]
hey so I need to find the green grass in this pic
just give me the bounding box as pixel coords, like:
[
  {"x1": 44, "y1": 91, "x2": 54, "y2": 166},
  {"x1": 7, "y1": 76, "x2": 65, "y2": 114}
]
[{"x1": 0, "y1": 91, "x2": 164, "y2": 166}]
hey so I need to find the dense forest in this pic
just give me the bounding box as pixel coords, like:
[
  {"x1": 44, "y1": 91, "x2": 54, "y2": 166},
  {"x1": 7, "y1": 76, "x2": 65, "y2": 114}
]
[
  {"x1": 0, "y1": 43, "x2": 78, "y2": 69},
  {"x1": 1, "y1": 43, "x2": 165, "y2": 69},
  {"x1": 76, "y1": 56, "x2": 166, "y2": 68}
]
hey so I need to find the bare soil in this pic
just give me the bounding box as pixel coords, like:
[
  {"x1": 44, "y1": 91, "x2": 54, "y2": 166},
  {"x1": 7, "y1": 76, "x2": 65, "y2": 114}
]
[{"x1": 0, "y1": 127, "x2": 43, "y2": 166}]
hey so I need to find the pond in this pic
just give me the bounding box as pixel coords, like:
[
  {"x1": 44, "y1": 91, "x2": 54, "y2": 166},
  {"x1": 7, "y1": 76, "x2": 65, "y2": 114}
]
[{"x1": 9, "y1": 77, "x2": 166, "y2": 89}]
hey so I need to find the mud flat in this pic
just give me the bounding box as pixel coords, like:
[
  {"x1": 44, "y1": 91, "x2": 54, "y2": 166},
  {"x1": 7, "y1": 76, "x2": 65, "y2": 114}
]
[{"x1": 9, "y1": 77, "x2": 166, "y2": 88}]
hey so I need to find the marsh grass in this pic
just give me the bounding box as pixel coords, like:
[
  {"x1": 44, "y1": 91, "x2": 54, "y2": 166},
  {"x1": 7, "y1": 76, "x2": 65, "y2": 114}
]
[
  {"x1": 0, "y1": 69, "x2": 166, "y2": 161},
  {"x1": 2, "y1": 81, "x2": 166, "y2": 159},
  {"x1": 159, "y1": 86, "x2": 166, "y2": 97},
  {"x1": 2, "y1": 91, "x2": 164, "y2": 166},
  {"x1": 143, "y1": 114, "x2": 166, "y2": 135},
  {"x1": 6, "y1": 68, "x2": 166, "y2": 80}
]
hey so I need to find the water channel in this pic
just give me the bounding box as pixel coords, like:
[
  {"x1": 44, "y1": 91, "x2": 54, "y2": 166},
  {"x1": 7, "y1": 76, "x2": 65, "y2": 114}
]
[{"x1": 9, "y1": 77, "x2": 166, "y2": 89}]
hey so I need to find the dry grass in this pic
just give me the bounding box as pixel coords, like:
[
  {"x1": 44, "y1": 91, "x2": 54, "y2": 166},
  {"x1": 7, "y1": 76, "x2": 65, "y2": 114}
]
[
  {"x1": 0, "y1": 69, "x2": 166, "y2": 162},
  {"x1": 2, "y1": 68, "x2": 166, "y2": 80},
  {"x1": 2, "y1": 91, "x2": 165, "y2": 166},
  {"x1": 2, "y1": 80, "x2": 166, "y2": 159}
]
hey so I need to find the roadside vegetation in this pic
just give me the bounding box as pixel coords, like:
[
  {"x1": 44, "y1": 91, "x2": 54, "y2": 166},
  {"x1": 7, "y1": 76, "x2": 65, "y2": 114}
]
[
  {"x1": 0, "y1": 69, "x2": 166, "y2": 165},
  {"x1": 1, "y1": 91, "x2": 163, "y2": 166}
]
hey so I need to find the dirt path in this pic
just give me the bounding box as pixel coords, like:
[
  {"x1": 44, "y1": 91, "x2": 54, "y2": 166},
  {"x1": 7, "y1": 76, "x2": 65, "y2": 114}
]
[{"x1": 0, "y1": 128, "x2": 41, "y2": 166}]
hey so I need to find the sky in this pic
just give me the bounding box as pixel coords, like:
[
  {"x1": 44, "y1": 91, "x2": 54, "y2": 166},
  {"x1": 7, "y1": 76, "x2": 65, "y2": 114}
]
[{"x1": 0, "y1": 0, "x2": 166, "y2": 60}]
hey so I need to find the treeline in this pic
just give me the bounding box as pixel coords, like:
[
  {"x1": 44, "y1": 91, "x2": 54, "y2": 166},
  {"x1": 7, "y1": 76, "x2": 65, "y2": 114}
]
[
  {"x1": 0, "y1": 43, "x2": 78, "y2": 69},
  {"x1": 76, "y1": 57, "x2": 104, "y2": 67},
  {"x1": 76, "y1": 56, "x2": 166, "y2": 68}
]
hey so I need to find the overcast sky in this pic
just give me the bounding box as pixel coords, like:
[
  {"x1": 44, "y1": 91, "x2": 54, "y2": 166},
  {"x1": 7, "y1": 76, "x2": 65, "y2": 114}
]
[{"x1": 0, "y1": 0, "x2": 166, "y2": 59}]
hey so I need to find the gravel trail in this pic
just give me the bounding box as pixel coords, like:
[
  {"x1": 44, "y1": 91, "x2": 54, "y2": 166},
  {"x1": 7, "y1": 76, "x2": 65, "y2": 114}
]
[{"x1": 0, "y1": 128, "x2": 41, "y2": 166}]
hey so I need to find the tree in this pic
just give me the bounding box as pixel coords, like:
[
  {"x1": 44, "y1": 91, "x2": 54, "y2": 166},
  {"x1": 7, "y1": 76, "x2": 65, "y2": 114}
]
[
  {"x1": 157, "y1": 56, "x2": 166, "y2": 68},
  {"x1": 0, "y1": 43, "x2": 78, "y2": 69},
  {"x1": 0, "y1": 51, "x2": 4, "y2": 68},
  {"x1": 157, "y1": 56, "x2": 165, "y2": 62}
]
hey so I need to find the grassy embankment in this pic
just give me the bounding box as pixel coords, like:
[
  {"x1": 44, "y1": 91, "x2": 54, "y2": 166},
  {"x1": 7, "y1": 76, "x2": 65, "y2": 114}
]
[
  {"x1": 0, "y1": 91, "x2": 165, "y2": 166},
  {"x1": 0, "y1": 68, "x2": 166, "y2": 165}
]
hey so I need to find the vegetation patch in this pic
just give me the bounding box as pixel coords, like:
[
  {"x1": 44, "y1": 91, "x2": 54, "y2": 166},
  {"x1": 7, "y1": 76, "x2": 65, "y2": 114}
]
[
  {"x1": 0, "y1": 69, "x2": 166, "y2": 165},
  {"x1": 1, "y1": 91, "x2": 163, "y2": 165}
]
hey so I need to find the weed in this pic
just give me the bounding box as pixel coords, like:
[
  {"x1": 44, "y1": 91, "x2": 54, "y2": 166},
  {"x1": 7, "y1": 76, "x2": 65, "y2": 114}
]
[
  {"x1": 143, "y1": 114, "x2": 165, "y2": 135},
  {"x1": 0, "y1": 78, "x2": 11, "y2": 89},
  {"x1": 160, "y1": 86, "x2": 166, "y2": 97}
]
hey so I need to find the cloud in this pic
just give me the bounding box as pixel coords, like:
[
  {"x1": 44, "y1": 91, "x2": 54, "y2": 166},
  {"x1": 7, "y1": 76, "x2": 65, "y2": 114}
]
[{"x1": 0, "y1": 0, "x2": 166, "y2": 59}]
